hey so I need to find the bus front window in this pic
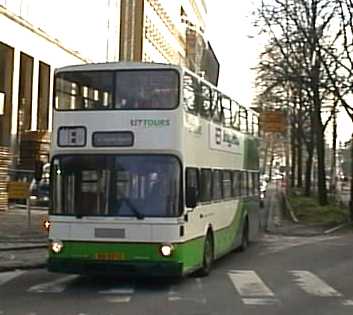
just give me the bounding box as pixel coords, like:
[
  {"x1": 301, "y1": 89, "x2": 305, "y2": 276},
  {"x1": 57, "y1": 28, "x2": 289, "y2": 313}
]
[
  {"x1": 51, "y1": 155, "x2": 181, "y2": 218},
  {"x1": 55, "y1": 69, "x2": 179, "y2": 110}
]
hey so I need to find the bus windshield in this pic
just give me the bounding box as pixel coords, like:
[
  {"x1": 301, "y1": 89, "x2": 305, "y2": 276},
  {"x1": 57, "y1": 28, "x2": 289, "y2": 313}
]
[
  {"x1": 51, "y1": 155, "x2": 181, "y2": 218},
  {"x1": 55, "y1": 69, "x2": 179, "y2": 110}
]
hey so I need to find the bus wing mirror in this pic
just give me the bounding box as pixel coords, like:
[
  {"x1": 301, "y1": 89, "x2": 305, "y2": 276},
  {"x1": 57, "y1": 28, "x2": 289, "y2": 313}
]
[{"x1": 186, "y1": 187, "x2": 198, "y2": 209}]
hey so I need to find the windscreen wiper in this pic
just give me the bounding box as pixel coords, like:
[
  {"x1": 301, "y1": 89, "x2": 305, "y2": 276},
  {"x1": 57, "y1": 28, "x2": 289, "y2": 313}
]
[
  {"x1": 115, "y1": 186, "x2": 144, "y2": 220},
  {"x1": 122, "y1": 198, "x2": 144, "y2": 220}
]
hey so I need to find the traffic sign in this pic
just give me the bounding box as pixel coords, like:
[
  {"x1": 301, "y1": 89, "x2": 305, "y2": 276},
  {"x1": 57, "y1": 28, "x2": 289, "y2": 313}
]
[
  {"x1": 260, "y1": 111, "x2": 287, "y2": 133},
  {"x1": 8, "y1": 181, "x2": 30, "y2": 199}
]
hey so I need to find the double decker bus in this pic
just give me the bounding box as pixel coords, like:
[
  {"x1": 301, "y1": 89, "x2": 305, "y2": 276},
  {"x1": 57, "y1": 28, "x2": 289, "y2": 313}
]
[{"x1": 47, "y1": 62, "x2": 261, "y2": 277}]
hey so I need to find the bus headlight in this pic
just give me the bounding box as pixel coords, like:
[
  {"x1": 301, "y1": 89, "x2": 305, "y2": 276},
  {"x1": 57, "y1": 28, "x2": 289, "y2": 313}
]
[
  {"x1": 160, "y1": 244, "x2": 174, "y2": 257},
  {"x1": 51, "y1": 240, "x2": 64, "y2": 253}
]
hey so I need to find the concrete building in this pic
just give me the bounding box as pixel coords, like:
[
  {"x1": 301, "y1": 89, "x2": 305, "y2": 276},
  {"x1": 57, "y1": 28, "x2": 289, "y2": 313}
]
[
  {"x1": 0, "y1": 0, "x2": 119, "y2": 169},
  {"x1": 0, "y1": 0, "x2": 214, "y2": 171},
  {"x1": 119, "y1": 0, "x2": 207, "y2": 68}
]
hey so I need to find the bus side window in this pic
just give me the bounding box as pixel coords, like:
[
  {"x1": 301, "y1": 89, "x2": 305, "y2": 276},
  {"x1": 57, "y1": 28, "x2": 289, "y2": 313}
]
[
  {"x1": 232, "y1": 171, "x2": 239, "y2": 198},
  {"x1": 183, "y1": 73, "x2": 197, "y2": 114},
  {"x1": 199, "y1": 83, "x2": 211, "y2": 119},
  {"x1": 200, "y1": 169, "x2": 212, "y2": 202},
  {"x1": 231, "y1": 101, "x2": 240, "y2": 130},
  {"x1": 222, "y1": 96, "x2": 232, "y2": 128},
  {"x1": 222, "y1": 170, "x2": 232, "y2": 199},
  {"x1": 245, "y1": 172, "x2": 250, "y2": 196},
  {"x1": 212, "y1": 170, "x2": 222, "y2": 201},
  {"x1": 253, "y1": 173, "x2": 258, "y2": 195},
  {"x1": 248, "y1": 172, "x2": 253, "y2": 196},
  {"x1": 240, "y1": 107, "x2": 249, "y2": 133},
  {"x1": 255, "y1": 173, "x2": 260, "y2": 194},
  {"x1": 186, "y1": 168, "x2": 199, "y2": 202},
  {"x1": 211, "y1": 91, "x2": 223, "y2": 123},
  {"x1": 239, "y1": 172, "x2": 244, "y2": 196}
]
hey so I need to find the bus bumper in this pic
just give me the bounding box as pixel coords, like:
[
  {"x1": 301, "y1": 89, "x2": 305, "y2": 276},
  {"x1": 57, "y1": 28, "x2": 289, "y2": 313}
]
[{"x1": 47, "y1": 258, "x2": 184, "y2": 277}]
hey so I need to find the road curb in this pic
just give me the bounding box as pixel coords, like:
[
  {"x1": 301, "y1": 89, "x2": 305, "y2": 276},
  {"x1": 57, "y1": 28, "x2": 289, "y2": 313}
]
[
  {"x1": 0, "y1": 245, "x2": 47, "y2": 252},
  {"x1": 324, "y1": 222, "x2": 352, "y2": 234},
  {"x1": 0, "y1": 263, "x2": 47, "y2": 273},
  {"x1": 265, "y1": 230, "x2": 325, "y2": 237}
]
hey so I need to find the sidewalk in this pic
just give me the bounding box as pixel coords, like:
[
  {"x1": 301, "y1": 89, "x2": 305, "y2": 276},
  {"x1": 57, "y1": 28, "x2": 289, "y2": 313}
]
[
  {"x1": 0, "y1": 205, "x2": 48, "y2": 272},
  {"x1": 265, "y1": 183, "x2": 351, "y2": 236}
]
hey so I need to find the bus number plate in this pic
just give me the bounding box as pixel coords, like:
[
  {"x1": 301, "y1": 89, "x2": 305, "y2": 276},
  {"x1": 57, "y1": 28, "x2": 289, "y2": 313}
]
[{"x1": 96, "y1": 252, "x2": 125, "y2": 261}]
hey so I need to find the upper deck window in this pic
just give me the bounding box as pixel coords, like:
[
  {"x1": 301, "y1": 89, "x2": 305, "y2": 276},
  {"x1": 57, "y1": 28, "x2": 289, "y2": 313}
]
[{"x1": 55, "y1": 69, "x2": 179, "y2": 110}]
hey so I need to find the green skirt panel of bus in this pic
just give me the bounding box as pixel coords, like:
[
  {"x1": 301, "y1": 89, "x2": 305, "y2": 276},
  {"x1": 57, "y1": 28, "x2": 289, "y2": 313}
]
[
  {"x1": 213, "y1": 199, "x2": 247, "y2": 258},
  {"x1": 48, "y1": 238, "x2": 204, "y2": 276},
  {"x1": 48, "y1": 198, "x2": 255, "y2": 276}
]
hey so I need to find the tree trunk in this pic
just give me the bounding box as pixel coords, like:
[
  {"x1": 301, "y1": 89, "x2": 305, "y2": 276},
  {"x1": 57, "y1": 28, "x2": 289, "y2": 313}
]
[
  {"x1": 304, "y1": 146, "x2": 314, "y2": 196},
  {"x1": 297, "y1": 130, "x2": 303, "y2": 188},
  {"x1": 297, "y1": 86, "x2": 304, "y2": 189},
  {"x1": 313, "y1": 97, "x2": 328, "y2": 205},
  {"x1": 312, "y1": 54, "x2": 328, "y2": 205},
  {"x1": 330, "y1": 105, "x2": 337, "y2": 196},
  {"x1": 291, "y1": 125, "x2": 297, "y2": 188}
]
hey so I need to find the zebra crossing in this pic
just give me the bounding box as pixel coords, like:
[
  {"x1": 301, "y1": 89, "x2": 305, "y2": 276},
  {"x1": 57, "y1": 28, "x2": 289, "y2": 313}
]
[
  {"x1": 228, "y1": 270, "x2": 279, "y2": 305},
  {"x1": 228, "y1": 270, "x2": 353, "y2": 306},
  {"x1": 0, "y1": 269, "x2": 352, "y2": 307}
]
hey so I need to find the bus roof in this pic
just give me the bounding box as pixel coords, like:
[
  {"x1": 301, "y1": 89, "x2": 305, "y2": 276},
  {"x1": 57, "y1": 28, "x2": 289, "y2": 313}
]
[
  {"x1": 55, "y1": 62, "x2": 182, "y2": 74},
  {"x1": 55, "y1": 62, "x2": 258, "y2": 117}
]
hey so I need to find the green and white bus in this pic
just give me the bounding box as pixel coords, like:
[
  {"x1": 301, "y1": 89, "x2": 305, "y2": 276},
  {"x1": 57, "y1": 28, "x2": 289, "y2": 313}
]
[{"x1": 47, "y1": 62, "x2": 261, "y2": 277}]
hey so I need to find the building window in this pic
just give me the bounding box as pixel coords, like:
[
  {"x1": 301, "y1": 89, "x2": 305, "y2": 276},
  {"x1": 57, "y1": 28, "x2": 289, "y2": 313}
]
[
  {"x1": 37, "y1": 61, "x2": 50, "y2": 130},
  {"x1": 18, "y1": 52, "x2": 34, "y2": 132}
]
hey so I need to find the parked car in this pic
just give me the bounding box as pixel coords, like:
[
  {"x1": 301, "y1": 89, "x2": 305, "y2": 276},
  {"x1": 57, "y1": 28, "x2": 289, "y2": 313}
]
[{"x1": 29, "y1": 163, "x2": 50, "y2": 207}]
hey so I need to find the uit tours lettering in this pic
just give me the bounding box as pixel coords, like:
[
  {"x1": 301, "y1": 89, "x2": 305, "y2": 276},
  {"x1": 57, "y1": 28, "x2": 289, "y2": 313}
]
[{"x1": 130, "y1": 119, "x2": 170, "y2": 128}]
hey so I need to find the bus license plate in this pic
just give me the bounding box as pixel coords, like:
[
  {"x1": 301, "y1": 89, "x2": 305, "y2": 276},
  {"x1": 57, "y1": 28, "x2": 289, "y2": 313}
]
[{"x1": 96, "y1": 252, "x2": 125, "y2": 261}]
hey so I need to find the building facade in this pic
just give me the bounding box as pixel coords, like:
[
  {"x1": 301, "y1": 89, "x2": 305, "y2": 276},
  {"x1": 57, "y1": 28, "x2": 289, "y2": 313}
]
[
  {"x1": 0, "y1": 0, "x2": 212, "y2": 171},
  {"x1": 119, "y1": 0, "x2": 207, "y2": 67}
]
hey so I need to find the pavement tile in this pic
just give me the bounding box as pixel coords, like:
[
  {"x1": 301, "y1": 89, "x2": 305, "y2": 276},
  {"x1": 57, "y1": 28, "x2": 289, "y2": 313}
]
[{"x1": 0, "y1": 205, "x2": 48, "y2": 271}]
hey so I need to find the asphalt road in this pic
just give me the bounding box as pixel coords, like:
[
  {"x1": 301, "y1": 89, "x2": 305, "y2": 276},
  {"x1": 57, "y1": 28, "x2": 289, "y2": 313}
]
[{"x1": 1, "y1": 231, "x2": 352, "y2": 315}]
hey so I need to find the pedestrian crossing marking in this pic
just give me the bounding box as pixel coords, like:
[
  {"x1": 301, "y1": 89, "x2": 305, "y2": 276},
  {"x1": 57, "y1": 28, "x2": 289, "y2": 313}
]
[
  {"x1": 27, "y1": 275, "x2": 78, "y2": 293},
  {"x1": 168, "y1": 278, "x2": 207, "y2": 304},
  {"x1": 242, "y1": 298, "x2": 279, "y2": 305},
  {"x1": 168, "y1": 296, "x2": 207, "y2": 304},
  {"x1": 99, "y1": 288, "x2": 134, "y2": 295},
  {"x1": 105, "y1": 296, "x2": 132, "y2": 303},
  {"x1": 99, "y1": 286, "x2": 134, "y2": 303},
  {"x1": 1, "y1": 269, "x2": 352, "y2": 308},
  {"x1": 289, "y1": 271, "x2": 342, "y2": 297},
  {"x1": 228, "y1": 270, "x2": 275, "y2": 297},
  {"x1": 260, "y1": 235, "x2": 341, "y2": 255},
  {"x1": 0, "y1": 270, "x2": 25, "y2": 286}
]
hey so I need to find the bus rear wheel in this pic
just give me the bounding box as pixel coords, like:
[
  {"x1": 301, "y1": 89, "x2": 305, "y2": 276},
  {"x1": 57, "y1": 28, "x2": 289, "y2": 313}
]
[
  {"x1": 198, "y1": 232, "x2": 214, "y2": 276},
  {"x1": 239, "y1": 219, "x2": 249, "y2": 252}
]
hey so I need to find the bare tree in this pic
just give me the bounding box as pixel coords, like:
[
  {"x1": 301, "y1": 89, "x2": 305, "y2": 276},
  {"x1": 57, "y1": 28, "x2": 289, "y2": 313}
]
[{"x1": 254, "y1": 0, "x2": 347, "y2": 205}]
